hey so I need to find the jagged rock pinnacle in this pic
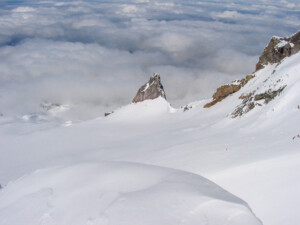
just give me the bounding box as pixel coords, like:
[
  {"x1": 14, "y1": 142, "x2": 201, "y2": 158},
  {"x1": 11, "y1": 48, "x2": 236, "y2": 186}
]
[
  {"x1": 132, "y1": 73, "x2": 167, "y2": 103},
  {"x1": 256, "y1": 30, "x2": 300, "y2": 71}
]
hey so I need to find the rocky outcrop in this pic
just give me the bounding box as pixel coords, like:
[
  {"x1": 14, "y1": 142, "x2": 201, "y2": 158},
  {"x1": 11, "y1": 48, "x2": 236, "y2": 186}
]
[
  {"x1": 256, "y1": 31, "x2": 300, "y2": 71},
  {"x1": 104, "y1": 111, "x2": 113, "y2": 117},
  {"x1": 212, "y1": 84, "x2": 241, "y2": 100},
  {"x1": 204, "y1": 75, "x2": 254, "y2": 108},
  {"x1": 132, "y1": 73, "x2": 166, "y2": 103},
  {"x1": 203, "y1": 84, "x2": 240, "y2": 108},
  {"x1": 183, "y1": 105, "x2": 192, "y2": 112},
  {"x1": 232, "y1": 86, "x2": 286, "y2": 118}
]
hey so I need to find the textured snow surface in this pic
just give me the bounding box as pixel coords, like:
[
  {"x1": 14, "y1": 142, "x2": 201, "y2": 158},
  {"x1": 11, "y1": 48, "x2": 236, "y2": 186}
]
[
  {"x1": 0, "y1": 53, "x2": 300, "y2": 225},
  {"x1": 0, "y1": 162, "x2": 261, "y2": 225},
  {"x1": 210, "y1": 152, "x2": 300, "y2": 225}
]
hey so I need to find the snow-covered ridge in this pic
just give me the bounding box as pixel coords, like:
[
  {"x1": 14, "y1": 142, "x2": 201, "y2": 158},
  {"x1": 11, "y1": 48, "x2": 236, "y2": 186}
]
[
  {"x1": 107, "y1": 97, "x2": 176, "y2": 122},
  {"x1": 228, "y1": 50, "x2": 300, "y2": 118},
  {"x1": 200, "y1": 37, "x2": 300, "y2": 117}
]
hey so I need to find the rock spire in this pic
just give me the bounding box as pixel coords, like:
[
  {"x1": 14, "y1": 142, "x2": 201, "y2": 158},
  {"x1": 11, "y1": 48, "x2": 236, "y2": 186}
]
[{"x1": 132, "y1": 73, "x2": 166, "y2": 103}]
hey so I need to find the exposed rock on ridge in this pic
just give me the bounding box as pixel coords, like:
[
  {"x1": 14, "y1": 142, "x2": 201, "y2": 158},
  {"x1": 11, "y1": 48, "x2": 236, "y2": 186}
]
[
  {"x1": 203, "y1": 31, "x2": 300, "y2": 110},
  {"x1": 232, "y1": 86, "x2": 286, "y2": 118},
  {"x1": 132, "y1": 73, "x2": 166, "y2": 103},
  {"x1": 256, "y1": 30, "x2": 300, "y2": 71},
  {"x1": 204, "y1": 75, "x2": 254, "y2": 108}
]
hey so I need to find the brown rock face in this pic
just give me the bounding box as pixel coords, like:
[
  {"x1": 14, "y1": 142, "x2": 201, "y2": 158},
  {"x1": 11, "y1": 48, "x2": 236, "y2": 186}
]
[
  {"x1": 132, "y1": 73, "x2": 166, "y2": 103},
  {"x1": 204, "y1": 75, "x2": 255, "y2": 108},
  {"x1": 203, "y1": 84, "x2": 240, "y2": 108},
  {"x1": 256, "y1": 30, "x2": 300, "y2": 71},
  {"x1": 212, "y1": 84, "x2": 241, "y2": 100}
]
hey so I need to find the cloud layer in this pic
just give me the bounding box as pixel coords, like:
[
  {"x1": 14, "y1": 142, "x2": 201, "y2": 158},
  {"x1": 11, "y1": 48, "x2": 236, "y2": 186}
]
[{"x1": 0, "y1": 0, "x2": 299, "y2": 121}]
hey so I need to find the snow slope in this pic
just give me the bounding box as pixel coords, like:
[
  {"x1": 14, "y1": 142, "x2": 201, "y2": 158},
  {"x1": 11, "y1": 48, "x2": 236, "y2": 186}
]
[
  {"x1": 0, "y1": 162, "x2": 261, "y2": 225},
  {"x1": 209, "y1": 152, "x2": 300, "y2": 225},
  {"x1": 0, "y1": 52, "x2": 300, "y2": 224}
]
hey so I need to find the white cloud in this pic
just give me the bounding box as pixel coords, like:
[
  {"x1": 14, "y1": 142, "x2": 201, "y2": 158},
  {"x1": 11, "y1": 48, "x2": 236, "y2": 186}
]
[
  {"x1": 0, "y1": 0, "x2": 299, "y2": 121},
  {"x1": 0, "y1": 39, "x2": 167, "y2": 119},
  {"x1": 12, "y1": 7, "x2": 36, "y2": 13},
  {"x1": 121, "y1": 5, "x2": 139, "y2": 13},
  {"x1": 212, "y1": 10, "x2": 242, "y2": 19},
  {"x1": 143, "y1": 32, "x2": 195, "y2": 61},
  {"x1": 205, "y1": 49, "x2": 259, "y2": 75}
]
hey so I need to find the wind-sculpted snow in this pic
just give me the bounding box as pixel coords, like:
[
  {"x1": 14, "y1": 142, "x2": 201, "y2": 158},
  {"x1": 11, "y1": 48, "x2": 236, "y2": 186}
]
[{"x1": 0, "y1": 162, "x2": 261, "y2": 225}]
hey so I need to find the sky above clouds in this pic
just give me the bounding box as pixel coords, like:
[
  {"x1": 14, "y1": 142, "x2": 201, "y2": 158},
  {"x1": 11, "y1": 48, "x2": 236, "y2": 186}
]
[{"x1": 0, "y1": 0, "x2": 299, "y2": 120}]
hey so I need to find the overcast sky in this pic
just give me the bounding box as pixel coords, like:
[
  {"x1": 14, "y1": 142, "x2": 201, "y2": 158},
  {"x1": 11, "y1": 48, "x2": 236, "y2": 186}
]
[{"x1": 0, "y1": 0, "x2": 299, "y2": 120}]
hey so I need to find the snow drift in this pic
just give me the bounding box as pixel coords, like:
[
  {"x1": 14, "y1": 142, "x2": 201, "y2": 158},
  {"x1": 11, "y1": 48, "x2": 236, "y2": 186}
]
[{"x1": 0, "y1": 162, "x2": 261, "y2": 225}]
